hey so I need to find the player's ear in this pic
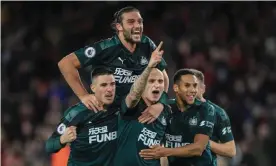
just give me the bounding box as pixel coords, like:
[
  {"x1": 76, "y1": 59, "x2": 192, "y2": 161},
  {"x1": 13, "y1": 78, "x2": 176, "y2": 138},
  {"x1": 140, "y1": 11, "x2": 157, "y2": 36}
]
[
  {"x1": 116, "y1": 23, "x2": 123, "y2": 31},
  {"x1": 173, "y1": 84, "x2": 179, "y2": 93},
  {"x1": 90, "y1": 84, "x2": 96, "y2": 93},
  {"x1": 202, "y1": 83, "x2": 206, "y2": 94}
]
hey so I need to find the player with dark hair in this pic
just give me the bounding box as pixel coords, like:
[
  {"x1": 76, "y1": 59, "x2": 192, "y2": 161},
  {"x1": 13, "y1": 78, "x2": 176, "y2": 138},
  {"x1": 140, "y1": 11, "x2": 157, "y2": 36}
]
[
  {"x1": 140, "y1": 69, "x2": 216, "y2": 166},
  {"x1": 58, "y1": 6, "x2": 169, "y2": 122},
  {"x1": 190, "y1": 69, "x2": 236, "y2": 164},
  {"x1": 46, "y1": 67, "x2": 118, "y2": 166}
]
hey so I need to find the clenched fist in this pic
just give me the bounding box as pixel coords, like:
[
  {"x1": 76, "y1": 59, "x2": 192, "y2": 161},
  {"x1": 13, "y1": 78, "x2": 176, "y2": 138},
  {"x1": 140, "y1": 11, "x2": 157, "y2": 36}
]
[{"x1": 60, "y1": 126, "x2": 77, "y2": 144}]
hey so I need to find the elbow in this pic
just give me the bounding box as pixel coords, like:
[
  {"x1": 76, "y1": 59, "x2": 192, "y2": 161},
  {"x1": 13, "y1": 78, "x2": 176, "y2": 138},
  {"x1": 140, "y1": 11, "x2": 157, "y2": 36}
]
[
  {"x1": 228, "y1": 147, "x2": 236, "y2": 158},
  {"x1": 45, "y1": 141, "x2": 59, "y2": 154},
  {"x1": 58, "y1": 57, "x2": 67, "y2": 70},
  {"x1": 45, "y1": 142, "x2": 53, "y2": 154}
]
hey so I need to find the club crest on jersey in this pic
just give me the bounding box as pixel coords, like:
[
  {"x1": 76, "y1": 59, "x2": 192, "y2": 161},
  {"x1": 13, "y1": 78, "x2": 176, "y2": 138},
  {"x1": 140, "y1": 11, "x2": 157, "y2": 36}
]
[
  {"x1": 84, "y1": 47, "x2": 96, "y2": 58},
  {"x1": 160, "y1": 116, "x2": 167, "y2": 126},
  {"x1": 57, "y1": 123, "x2": 66, "y2": 134},
  {"x1": 140, "y1": 56, "x2": 148, "y2": 65},
  {"x1": 189, "y1": 117, "x2": 198, "y2": 126}
]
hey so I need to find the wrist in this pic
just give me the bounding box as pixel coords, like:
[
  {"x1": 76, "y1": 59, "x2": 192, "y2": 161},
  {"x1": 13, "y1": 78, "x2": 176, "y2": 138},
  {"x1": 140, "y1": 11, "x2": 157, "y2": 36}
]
[
  {"x1": 164, "y1": 148, "x2": 173, "y2": 157},
  {"x1": 155, "y1": 103, "x2": 164, "y2": 110},
  {"x1": 79, "y1": 93, "x2": 90, "y2": 99},
  {"x1": 60, "y1": 136, "x2": 66, "y2": 144},
  {"x1": 209, "y1": 140, "x2": 214, "y2": 148}
]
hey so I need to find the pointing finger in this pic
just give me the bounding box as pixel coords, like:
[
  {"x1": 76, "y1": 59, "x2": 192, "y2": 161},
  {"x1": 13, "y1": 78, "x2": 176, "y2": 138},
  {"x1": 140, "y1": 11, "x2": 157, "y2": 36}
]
[{"x1": 155, "y1": 41, "x2": 163, "y2": 52}]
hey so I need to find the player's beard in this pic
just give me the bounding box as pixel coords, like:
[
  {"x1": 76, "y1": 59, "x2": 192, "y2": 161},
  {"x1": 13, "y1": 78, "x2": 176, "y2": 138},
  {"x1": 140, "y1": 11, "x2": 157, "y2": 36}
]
[{"x1": 123, "y1": 27, "x2": 141, "y2": 44}]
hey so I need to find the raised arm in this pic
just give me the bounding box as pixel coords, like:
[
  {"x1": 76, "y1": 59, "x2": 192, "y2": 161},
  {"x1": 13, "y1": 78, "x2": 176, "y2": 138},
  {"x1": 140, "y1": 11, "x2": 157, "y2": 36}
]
[{"x1": 125, "y1": 41, "x2": 164, "y2": 108}]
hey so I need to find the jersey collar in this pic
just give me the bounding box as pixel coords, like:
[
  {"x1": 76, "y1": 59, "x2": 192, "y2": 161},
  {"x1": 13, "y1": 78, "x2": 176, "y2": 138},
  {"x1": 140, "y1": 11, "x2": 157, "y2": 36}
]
[
  {"x1": 170, "y1": 98, "x2": 202, "y2": 112},
  {"x1": 114, "y1": 34, "x2": 141, "y2": 54}
]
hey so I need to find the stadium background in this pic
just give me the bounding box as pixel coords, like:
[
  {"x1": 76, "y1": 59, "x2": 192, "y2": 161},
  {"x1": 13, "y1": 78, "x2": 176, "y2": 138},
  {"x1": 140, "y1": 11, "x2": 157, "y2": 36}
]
[{"x1": 1, "y1": 1, "x2": 276, "y2": 166}]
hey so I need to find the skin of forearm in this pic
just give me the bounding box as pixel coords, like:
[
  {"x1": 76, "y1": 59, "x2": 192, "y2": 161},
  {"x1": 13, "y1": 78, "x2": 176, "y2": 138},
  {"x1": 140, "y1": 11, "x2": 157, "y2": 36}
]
[
  {"x1": 127, "y1": 66, "x2": 153, "y2": 107},
  {"x1": 210, "y1": 140, "x2": 236, "y2": 157},
  {"x1": 166, "y1": 143, "x2": 205, "y2": 157},
  {"x1": 163, "y1": 70, "x2": 169, "y2": 93},
  {"x1": 58, "y1": 58, "x2": 88, "y2": 98}
]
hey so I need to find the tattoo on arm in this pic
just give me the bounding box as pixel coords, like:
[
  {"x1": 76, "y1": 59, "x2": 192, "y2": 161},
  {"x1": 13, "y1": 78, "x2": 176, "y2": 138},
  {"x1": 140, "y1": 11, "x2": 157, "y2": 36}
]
[{"x1": 126, "y1": 67, "x2": 153, "y2": 107}]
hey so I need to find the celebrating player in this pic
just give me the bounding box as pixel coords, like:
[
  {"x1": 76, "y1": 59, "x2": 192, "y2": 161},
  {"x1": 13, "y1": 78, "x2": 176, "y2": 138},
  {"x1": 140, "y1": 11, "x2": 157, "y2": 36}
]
[
  {"x1": 140, "y1": 69, "x2": 216, "y2": 166},
  {"x1": 46, "y1": 67, "x2": 118, "y2": 166},
  {"x1": 114, "y1": 42, "x2": 171, "y2": 166},
  {"x1": 190, "y1": 69, "x2": 236, "y2": 164},
  {"x1": 57, "y1": 6, "x2": 169, "y2": 120}
]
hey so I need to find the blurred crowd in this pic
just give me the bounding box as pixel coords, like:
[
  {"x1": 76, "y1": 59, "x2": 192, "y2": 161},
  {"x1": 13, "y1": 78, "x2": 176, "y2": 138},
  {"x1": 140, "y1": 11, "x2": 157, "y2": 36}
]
[{"x1": 1, "y1": 2, "x2": 276, "y2": 166}]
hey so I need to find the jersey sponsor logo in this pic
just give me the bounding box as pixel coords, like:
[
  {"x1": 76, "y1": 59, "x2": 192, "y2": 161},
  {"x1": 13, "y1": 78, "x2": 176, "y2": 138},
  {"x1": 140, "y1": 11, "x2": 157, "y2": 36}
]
[
  {"x1": 138, "y1": 127, "x2": 161, "y2": 146},
  {"x1": 114, "y1": 68, "x2": 139, "y2": 84},
  {"x1": 164, "y1": 134, "x2": 190, "y2": 148},
  {"x1": 140, "y1": 56, "x2": 148, "y2": 65},
  {"x1": 189, "y1": 117, "x2": 198, "y2": 126},
  {"x1": 57, "y1": 123, "x2": 66, "y2": 135},
  {"x1": 84, "y1": 47, "x2": 96, "y2": 58},
  {"x1": 165, "y1": 134, "x2": 182, "y2": 142},
  {"x1": 88, "y1": 126, "x2": 117, "y2": 143},
  {"x1": 165, "y1": 141, "x2": 191, "y2": 148},
  {"x1": 199, "y1": 121, "x2": 214, "y2": 128},
  {"x1": 118, "y1": 57, "x2": 126, "y2": 64},
  {"x1": 222, "y1": 127, "x2": 232, "y2": 135}
]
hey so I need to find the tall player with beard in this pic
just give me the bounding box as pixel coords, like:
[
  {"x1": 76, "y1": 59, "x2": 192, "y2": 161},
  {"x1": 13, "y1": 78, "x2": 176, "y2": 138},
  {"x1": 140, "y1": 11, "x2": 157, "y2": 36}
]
[{"x1": 58, "y1": 7, "x2": 169, "y2": 120}]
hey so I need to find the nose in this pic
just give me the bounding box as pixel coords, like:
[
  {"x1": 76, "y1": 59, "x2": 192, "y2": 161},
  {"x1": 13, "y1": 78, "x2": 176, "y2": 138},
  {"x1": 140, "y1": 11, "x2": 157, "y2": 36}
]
[
  {"x1": 153, "y1": 82, "x2": 160, "y2": 89},
  {"x1": 134, "y1": 21, "x2": 141, "y2": 28},
  {"x1": 106, "y1": 86, "x2": 114, "y2": 92},
  {"x1": 190, "y1": 86, "x2": 196, "y2": 93}
]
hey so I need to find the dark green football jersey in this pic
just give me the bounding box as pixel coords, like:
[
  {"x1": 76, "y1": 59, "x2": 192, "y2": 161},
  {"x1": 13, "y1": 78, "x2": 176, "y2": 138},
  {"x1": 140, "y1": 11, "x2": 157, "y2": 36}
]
[
  {"x1": 207, "y1": 100, "x2": 234, "y2": 165},
  {"x1": 114, "y1": 93, "x2": 171, "y2": 166},
  {"x1": 165, "y1": 99, "x2": 215, "y2": 166},
  {"x1": 45, "y1": 103, "x2": 119, "y2": 166},
  {"x1": 74, "y1": 35, "x2": 167, "y2": 107}
]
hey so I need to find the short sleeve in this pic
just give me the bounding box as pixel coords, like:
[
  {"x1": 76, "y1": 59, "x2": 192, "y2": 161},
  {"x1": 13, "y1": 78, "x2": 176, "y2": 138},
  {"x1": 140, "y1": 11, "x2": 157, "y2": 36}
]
[
  {"x1": 196, "y1": 104, "x2": 215, "y2": 137},
  {"x1": 74, "y1": 44, "x2": 103, "y2": 68},
  {"x1": 217, "y1": 111, "x2": 234, "y2": 143},
  {"x1": 45, "y1": 106, "x2": 88, "y2": 153}
]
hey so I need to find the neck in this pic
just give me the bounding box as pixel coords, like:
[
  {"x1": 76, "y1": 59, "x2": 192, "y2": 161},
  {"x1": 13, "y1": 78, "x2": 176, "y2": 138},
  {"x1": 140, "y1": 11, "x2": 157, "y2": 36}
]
[
  {"x1": 198, "y1": 95, "x2": 206, "y2": 102},
  {"x1": 98, "y1": 101, "x2": 109, "y2": 112},
  {"x1": 142, "y1": 96, "x2": 156, "y2": 107},
  {"x1": 118, "y1": 33, "x2": 136, "y2": 53},
  {"x1": 176, "y1": 95, "x2": 186, "y2": 112}
]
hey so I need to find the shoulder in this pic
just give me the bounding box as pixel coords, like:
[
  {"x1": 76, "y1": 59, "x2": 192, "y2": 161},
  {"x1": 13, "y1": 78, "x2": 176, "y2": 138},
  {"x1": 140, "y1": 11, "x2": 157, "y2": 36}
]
[
  {"x1": 88, "y1": 35, "x2": 120, "y2": 51},
  {"x1": 207, "y1": 100, "x2": 229, "y2": 120},
  {"x1": 141, "y1": 35, "x2": 156, "y2": 47},
  {"x1": 63, "y1": 102, "x2": 92, "y2": 122},
  {"x1": 197, "y1": 100, "x2": 215, "y2": 117}
]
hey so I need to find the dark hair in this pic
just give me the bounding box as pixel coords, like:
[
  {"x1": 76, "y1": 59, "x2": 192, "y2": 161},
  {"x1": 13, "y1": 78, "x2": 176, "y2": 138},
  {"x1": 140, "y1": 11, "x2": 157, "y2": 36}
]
[
  {"x1": 173, "y1": 68, "x2": 195, "y2": 84},
  {"x1": 190, "y1": 69, "x2": 204, "y2": 83},
  {"x1": 111, "y1": 6, "x2": 140, "y2": 32},
  {"x1": 91, "y1": 67, "x2": 114, "y2": 83}
]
